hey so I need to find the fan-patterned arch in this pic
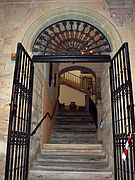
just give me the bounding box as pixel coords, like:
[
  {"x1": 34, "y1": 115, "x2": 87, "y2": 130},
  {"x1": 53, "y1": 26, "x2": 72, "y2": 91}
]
[{"x1": 32, "y1": 20, "x2": 111, "y2": 56}]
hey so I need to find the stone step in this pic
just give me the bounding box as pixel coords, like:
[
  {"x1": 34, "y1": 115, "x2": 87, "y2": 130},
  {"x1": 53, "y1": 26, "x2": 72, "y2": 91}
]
[
  {"x1": 55, "y1": 118, "x2": 93, "y2": 122},
  {"x1": 57, "y1": 112, "x2": 91, "y2": 116},
  {"x1": 53, "y1": 129, "x2": 97, "y2": 132},
  {"x1": 50, "y1": 137, "x2": 97, "y2": 142},
  {"x1": 33, "y1": 161, "x2": 108, "y2": 170},
  {"x1": 29, "y1": 169, "x2": 112, "y2": 180},
  {"x1": 53, "y1": 124, "x2": 96, "y2": 128},
  {"x1": 51, "y1": 132, "x2": 97, "y2": 138},
  {"x1": 41, "y1": 149, "x2": 105, "y2": 156},
  {"x1": 36, "y1": 154, "x2": 106, "y2": 162},
  {"x1": 55, "y1": 118, "x2": 92, "y2": 121},
  {"x1": 54, "y1": 121, "x2": 95, "y2": 125},
  {"x1": 43, "y1": 143, "x2": 103, "y2": 150},
  {"x1": 51, "y1": 135, "x2": 97, "y2": 139},
  {"x1": 53, "y1": 127, "x2": 96, "y2": 131},
  {"x1": 49, "y1": 140, "x2": 99, "y2": 144}
]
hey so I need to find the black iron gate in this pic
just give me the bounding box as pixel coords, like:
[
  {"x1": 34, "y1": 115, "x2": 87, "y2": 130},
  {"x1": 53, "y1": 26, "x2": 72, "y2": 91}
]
[
  {"x1": 110, "y1": 42, "x2": 135, "y2": 180},
  {"x1": 5, "y1": 41, "x2": 135, "y2": 180},
  {"x1": 5, "y1": 43, "x2": 34, "y2": 180}
]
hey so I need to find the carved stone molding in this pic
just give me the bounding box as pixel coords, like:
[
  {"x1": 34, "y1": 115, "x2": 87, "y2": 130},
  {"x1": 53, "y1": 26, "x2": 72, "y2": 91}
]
[
  {"x1": 105, "y1": 0, "x2": 134, "y2": 9},
  {"x1": 110, "y1": 8, "x2": 134, "y2": 26}
]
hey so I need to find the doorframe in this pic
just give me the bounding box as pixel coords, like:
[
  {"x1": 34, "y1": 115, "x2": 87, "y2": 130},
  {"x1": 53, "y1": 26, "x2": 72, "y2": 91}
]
[{"x1": 32, "y1": 55, "x2": 111, "y2": 63}]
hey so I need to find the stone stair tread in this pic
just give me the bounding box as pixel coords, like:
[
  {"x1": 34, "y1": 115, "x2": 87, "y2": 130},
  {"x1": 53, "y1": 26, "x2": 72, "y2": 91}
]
[
  {"x1": 41, "y1": 148, "x2": 104, "y2": 151},
  {"x1": 29, "y1": 178, "x2": 112, "y2": 180},
  {"x1": 56, "y1": 113, "x2": 91, "y2": 116},
  {"x1": 41, "y1": 152, "x2": 105, "y2": 157},
  {"x1": 49, "y1": 141, "x2": 102, "y2": 144},
  {"x1": 51, "y1": 135, "x2": 96, "y2": 140},
  {"x1": 43, "y1": 143, "x2": 103, "y2": 149},
  {"x1": 51, "y1": 135, "x2": 97, "y2": 139},
  {"x1": 51, "y1": 134, "x2": 97, "y2": 138},
  {"x1": 32, "y1": 164, "x2": 108, "y2": 171},
  {"x1": 50, "y1": 141, "x2": 97, "y2": 144},
  {"x1": 29, "y1": 170, "x2": 112, "y2": 180},
  {"x1": 52, "y1": 129, "x2": 96, "y2": 131},
  {"x1": 55, "y1": 119, "x2": 93, "y2": 122},
  {"x1": 35, "y1": 158, "x2": 107, "y2": 163},
  {"x1": 54, "y1": 123, "x2": 95, "y2": 126},
  {"x1": 54, "y1": 120, "x2": 94, "y2": 123},
  {"x1": 53, "y1": 130, "x2": 97, "y2": 132},
  {"x1": 49, "y1": 138, "x2": 99, "y2": 142},
  {"x1": 56, "y1": 114, "x2": 91, "y2": 116},
  {"x1": 50, "y1": 139, "x2": 97, "y2": 143},
  {"x1": 50, "y1": 140, "x2": 97, "y2": 143},
  {"x1": 37, "y1": 154, "x2": 106, "y2": 161},
  {"x1": 51, "y1": 131, "x2": 97, "y2": 135},
  {"x1": 30, "y1": 169, "x2": 112, "y2": 173},
  {"x1": 34, "y1": 158, "x2": 107, "y2": 164},
  {"x1": 54, "y1": 124, "x2": 96, "y2": 128},
  {"x1": 33, "y1": 162, "x2": 108, "y2": 170}
]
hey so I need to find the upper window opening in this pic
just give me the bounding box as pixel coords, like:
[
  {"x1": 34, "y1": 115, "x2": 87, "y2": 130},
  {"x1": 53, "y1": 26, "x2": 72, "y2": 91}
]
[{"x1": 32, "y1": 20, "x2": 111, "y2": 56}]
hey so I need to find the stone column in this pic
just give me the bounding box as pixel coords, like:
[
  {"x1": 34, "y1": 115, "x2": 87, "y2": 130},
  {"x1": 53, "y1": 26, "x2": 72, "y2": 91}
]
[{"x1": 97, "y1": 99, "x2": 103, "y2": 141}]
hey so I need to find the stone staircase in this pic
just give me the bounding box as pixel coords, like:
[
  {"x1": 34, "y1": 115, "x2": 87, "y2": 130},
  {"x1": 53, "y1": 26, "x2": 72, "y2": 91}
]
[
  {"x1": 29, "y1": 111, "x2": 112, "y2": 180},
  {"x1": 50, "y1": 111, "x2": 98, "y2": 144}
]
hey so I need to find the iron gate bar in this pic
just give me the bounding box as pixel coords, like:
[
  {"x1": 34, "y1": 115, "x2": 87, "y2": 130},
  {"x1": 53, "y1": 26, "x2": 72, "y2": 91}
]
[
  {"x1": 5, "y1": 41, "x2": 135, "y2": 180},
  {"x1": 110, "y1": 42, "x2": 135, "y2": 180},
  {"x1": 32, "y1": 55, "x2": 111, "y2": 63},
  {"x1": 5, "y1": 43, "x2": 34, "y2": 180}
]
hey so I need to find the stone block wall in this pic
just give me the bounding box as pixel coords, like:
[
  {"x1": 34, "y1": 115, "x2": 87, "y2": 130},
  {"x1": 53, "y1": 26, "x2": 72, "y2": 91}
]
[
  {"x1": 41, "y1": 78, "x2": 57, "y2": 145},
  {"x1": 0, "y1": 1, "x2": 135, "y2": 179},
  {"x1": 101, "y1": 63, "x2": 114, "y2": 172},
  {"x1": 30, "y1": 63, "x2": 44, "y2": 159}
]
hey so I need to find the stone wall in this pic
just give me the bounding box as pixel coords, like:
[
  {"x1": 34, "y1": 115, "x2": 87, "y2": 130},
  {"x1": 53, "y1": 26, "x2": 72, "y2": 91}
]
[
  {"x1": 30, "y1": 63, "x2": 44, "y2": 159},
  {"x1": 0, "y1": 0, "x2": 135, "y2": 178},
  {"x1": 101, "y1": 63, "x2": 114, "y2": 172},
  {"x1": 59, "y1": 85, "x2": 85, "y2": 106},
  {"x1": 41, "y1": 78, "x2": 57, "y2": 144},
  {"x1": 30, "y1": 62, "x2": 58, "y2": 163}
]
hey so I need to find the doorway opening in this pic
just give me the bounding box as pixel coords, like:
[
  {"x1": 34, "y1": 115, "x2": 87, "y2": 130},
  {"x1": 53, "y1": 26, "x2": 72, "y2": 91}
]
[
  {"x1": 31, "y1": 20, "x2": 112, "y2": 168},
  {"x1": 4, "y1": 16, "x2": 135, "y2": 180}
]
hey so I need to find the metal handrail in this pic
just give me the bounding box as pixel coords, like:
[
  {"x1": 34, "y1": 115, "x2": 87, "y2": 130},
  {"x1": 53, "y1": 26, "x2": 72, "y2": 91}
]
[
  {"x1": 60, "y1": 72, "x2": 95, "y2": 83},
  {"x1": 30, "y1": 97, "x2": 58, "y2": 136},
  {"x1": 60, "y1": 72, "x2": 95, "y2": 92},
  {"x1": 62, "y1": 71, "x2": 84, "y2": 79}
]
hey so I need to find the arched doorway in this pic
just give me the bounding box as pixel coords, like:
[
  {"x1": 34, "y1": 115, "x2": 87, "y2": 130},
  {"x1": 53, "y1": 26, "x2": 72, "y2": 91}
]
[
  {"x1": 58, "y1": 65, "x2": 96, "y2": 108},
  {"x1": 29, "y1": 18, "x2": 114, "y2": 170},
  {"x1": 21, "y1": 11, "x2": 122, "y2": 172},
  {"x1": 6, "y1": 7, "x2": 135, "y2": 180},
  {"x1": 21, "y1": 7, "x2": 121, "y2": 178}
]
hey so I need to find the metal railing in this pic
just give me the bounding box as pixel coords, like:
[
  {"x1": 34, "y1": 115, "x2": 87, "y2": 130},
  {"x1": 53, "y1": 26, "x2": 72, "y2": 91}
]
[
  {"x1": 60, "y1": 72, "x2": 81, "y2": 88},
  {"x1": 60, "y1": 72, "x2": 96, "y2": 102},
  {"x1": 30, "y1": 97, "x2": 59, "y2": 136}
]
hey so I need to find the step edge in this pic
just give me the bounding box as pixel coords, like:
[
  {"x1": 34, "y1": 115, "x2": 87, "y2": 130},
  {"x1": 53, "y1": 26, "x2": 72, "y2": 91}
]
[{"x1": 29, "y1": 170, "x2": 112, "y2": 175}]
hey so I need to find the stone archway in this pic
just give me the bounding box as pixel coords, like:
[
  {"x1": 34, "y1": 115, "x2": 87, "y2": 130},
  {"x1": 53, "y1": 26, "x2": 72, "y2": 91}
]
[
  {"x1": 58, "y1": 65, "x2": 97, "y2": 112},
  {"x1": 58, "y1": 66, "x2": 96, "y2": 78},
  {"x1": 22, "y1": 6, "x2": 122, "y2": 56},
  {"x1": 21, "y1": 6, "x2": 123, "y2": 173}
]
